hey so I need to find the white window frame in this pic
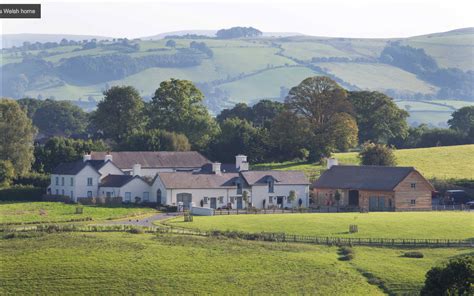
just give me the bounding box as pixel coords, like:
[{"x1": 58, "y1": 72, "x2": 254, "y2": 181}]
[{"x1": 87, "y1": 178, "x2": 93, "y2": 186}]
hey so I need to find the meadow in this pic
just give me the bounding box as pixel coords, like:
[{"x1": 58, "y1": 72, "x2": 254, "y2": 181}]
[
  {"x1": 0, "y1": 202, "x2": 157, "y2": 224},
  {"x1": 1, "y1": 232, "x2": 471, "y2": 295},
  {"x1": 254, "y1": 144, "x2": 474, "y2": 180},
  {"x1": 167, "y1": 212, "x2": 474, "y2": 240}
]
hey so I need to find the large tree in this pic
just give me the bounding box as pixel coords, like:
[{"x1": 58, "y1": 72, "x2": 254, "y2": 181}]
[
  {"x1": 148, "y1": 79, "x2": 219, "y2": 150},
  {"x1": 448, "y1": 106, "x2": 474, "y2": 136},
  {"x1": 119, "y1": 129, "x2": 190, "y2": 152},
  {"x1": 0, "y1": 99, "x2": 36, "y2": 176},
  {"x1": 91, "y1": 86, "x2": 145, "y2": 142},
  {"x1": 33, "y1": 137, "x2": 109, "y2": 173},
  {"x1": 285, "y1": 76, "x2": 356, "y2": 160},
  {"x1": 348, "y1": 91, "x2": 409, "y2": 143},
  {"x1": 251, "y1": 99, "x2": 284, "y2": 128},
  {"x1": 359, "y1": 143, "x2": 396, "y2": 166}
]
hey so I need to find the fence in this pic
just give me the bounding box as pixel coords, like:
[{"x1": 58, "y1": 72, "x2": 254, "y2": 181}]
[
  {"x1": 213, "y1": 208, "x2": 310, "y2": 215},
  {"x1": 2, "y1": 223, "x2": 472, "y2": 248}
]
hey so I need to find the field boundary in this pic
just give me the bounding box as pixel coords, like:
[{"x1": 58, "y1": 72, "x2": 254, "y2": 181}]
[{"x1": 2, "y1": 223, "x2": 472, "y2": 248}]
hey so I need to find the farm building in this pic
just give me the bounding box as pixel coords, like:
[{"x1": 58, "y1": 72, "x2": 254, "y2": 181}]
[{"x1": 312, "y1": 164, "x2": 434, "y2": 211}]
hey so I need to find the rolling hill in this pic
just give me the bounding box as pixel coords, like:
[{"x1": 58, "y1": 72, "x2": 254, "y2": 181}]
[{"x1": 1, "y1": 28, "x2": 473, "y2": 124}]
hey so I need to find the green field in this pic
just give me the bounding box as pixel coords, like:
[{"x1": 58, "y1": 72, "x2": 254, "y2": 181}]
[
  {"x1": 168, "y1": 212, "x2": 474, "y2": 240},
  {"x1": 0, "y1": 202, "x2": 157, "y2": 224},
  {"x1": 255, "y1": 145, "x2": 474, "y2": 180},
  {"x1": 0, "y1": 232, "x2": 471, "y2": 295}
]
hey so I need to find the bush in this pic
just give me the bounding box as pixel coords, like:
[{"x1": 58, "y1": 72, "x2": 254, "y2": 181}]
[
  {"x1": 340, "y1": 246, "x2": 355, "y2": 255},
  {"x1": 104, "y1": 196, "x2": 122, "y2": 205},
  {"x1": 129, "y1": 227, "x2": 144, "y2": 234},
  {"x1": 403, "y1": 251, "x2": 424, "y2": 258},
  {"x1": 13, "y1": 172, "x2": 50, "y2": 188},
  {"x1": 77, "y1": 197, "x2": 96, "y2": 205},
  {"x1": 2, "y1": 231, "x2": 45, "y2": 239},
  {"x1": 42, "y1": 194, "x2": 72, "y2": 203},
  {"x1": 359, "y1": 142, "x2": 396, "y2": 166},
  {"x1": 339, "y1": 254, "x2": 355, "y2": 261},
  {"x1": 421, "y1": 256, "x2": 473, "y2": 295},
  {"x1": 0, "y1": 185, "x2": 44, "y2": 201}
]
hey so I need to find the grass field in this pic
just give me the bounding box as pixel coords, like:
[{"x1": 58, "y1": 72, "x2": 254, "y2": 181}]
[
  {"x1": 254, "y1": 145, "x2": 474, "y2": 180},
  {"x1": 0, "y1": 202, "x2": 157, "y2": 224},
  {"x1": 168, "y1": 212, "x2": 474, "y2": 240},
  {"x1": 1, "y1": 232, "x2": 471, "y2": 295}
]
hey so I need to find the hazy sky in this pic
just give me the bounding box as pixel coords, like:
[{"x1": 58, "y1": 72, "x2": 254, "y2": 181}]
[{"x1": 2, "y1": 0, "x2": 474, "y2": 38}]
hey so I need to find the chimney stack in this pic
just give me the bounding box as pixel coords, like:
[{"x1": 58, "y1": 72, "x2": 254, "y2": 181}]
[
  {"x1": 132, "y1": 163, "x2": 141, "y2": 176},
  {"x1": 235, "y1": 155, "x2": 249, "y2": 171},
  {"x1": 212, "y1": 162, "x2": 221, "y2": 175},
  {"x1": 83, "y1": 153, "x2": 91, "y2": 162},
  {"x1": 327, "y1": 158, "x2": 338, "y2": 169},
  {"x1": 104, "y1": 152, "x2": 113, "y2": 162}
]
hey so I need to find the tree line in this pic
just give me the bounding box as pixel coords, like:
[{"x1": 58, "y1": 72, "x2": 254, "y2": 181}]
[{"x1": 1, "y1": 76, "x2": 473, "y2": 187}]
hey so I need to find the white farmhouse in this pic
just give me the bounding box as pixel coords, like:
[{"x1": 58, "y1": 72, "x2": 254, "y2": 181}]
[{"x1": 48, "y1": 152, "x2": 310, "y2": 208}]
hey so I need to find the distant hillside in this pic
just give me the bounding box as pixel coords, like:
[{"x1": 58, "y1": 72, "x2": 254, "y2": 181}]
[
  {"x1": 1, "y1": 34, "x2": 111, "y2": 49},
  {"x1": 1, "y1": 27, "x2": 473, "y2": 125}
]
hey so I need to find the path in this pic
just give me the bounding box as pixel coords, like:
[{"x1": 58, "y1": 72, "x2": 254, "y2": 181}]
[{"x1": 104, "y1": 212, "x2": 180, "y2": 227}]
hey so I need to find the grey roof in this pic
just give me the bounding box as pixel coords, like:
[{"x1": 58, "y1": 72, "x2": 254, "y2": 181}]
[
  {"x1": 240, "y1": 171, "x2": 310, "y2": 185},
  {"x1": 200, "y1": 163, "x2": 239, "y2": 173},
  {"x1": 52, "y1": 160, "x2": 106, "y2": 175},
  {"x1": 90, "y1": 151, "x2": 209, "y2": 169},
  {"x1": 100, "y1": 174, "x2": 138, "y2": 188},
  {"x1": 313, "y1": 165, "x2": 418, "y2": 191},
  {"x1": 158, "y1": 172, "x2": 240, "y2": 189}
]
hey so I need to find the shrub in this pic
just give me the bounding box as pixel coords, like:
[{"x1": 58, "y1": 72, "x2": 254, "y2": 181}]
[
  {"x1": 339, "y1": 254, "x2": 355, "y2": 261},
  {"x1": 403, "y1": 251, "x2": 424, "y2": 258},
  {"x1": 340, "y1": 246, "x2": 354, "y2": 255},
  {"x1": 42, "y1": 194, "x2": 72, "y2": 203},
  {"x1": 13, "y1": 172, "x2": 50, "y2": 188},
  {"x1": 0, "y1": 185, "x2": 44, "y2": 201},
  {"x1": 77, "y1": 197, "x2": 96, "y2": 205},
  {"x1": 359, "y1": 142, "x2": 396, "y2": 166},
  {"x1": 129, "y1": 227, "x2": 144, "y2": 234},
  {"x1": 421, "y1": 256, "x2": 473, "y2": 295},
  {"x1": 104, "y1": 196, "x2": 122, "y2": 205},
  {"x1": 2, "y1": 231, "x2": 45, "y2": 239}
]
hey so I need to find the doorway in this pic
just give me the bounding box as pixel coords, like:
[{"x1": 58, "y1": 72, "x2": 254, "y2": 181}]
[
  {"x1": 236, "y1": 197, "x2": 243, "y2": 209},
  {"x1": 349, "y1": 190, "x2": 359, "y2": 206},
  {"x1": 210, "y1": 197, "x2": 217, "y2": 209}
]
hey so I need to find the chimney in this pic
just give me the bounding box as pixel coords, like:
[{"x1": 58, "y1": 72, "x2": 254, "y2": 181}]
[
  {"x1": 83, "y1": 153, "x2": 91, "y2": 162},
  {"x1": 212, "y1": 162, "x2": 221, "y2": 175},
  {"x1": 235, "y1": 155, "x2": 248, "y2": 171},
  {"x1": 132, "y1": 163, "x2": 141, "y2": 176},
  {"x1": 104, "y1": 152, "x2": 113, "y2": 162},
  {"x1": 327, "y1": 157, "x2": 338, "y2": 169}
]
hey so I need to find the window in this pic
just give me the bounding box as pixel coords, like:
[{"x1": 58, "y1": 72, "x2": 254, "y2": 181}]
[
  {"x1": 87, "y1": 178, "x2": 93, "y2": 186},
  {"x1": 236, "y1": 182, "x2": 242, "y2": 194},
  {"x1": 70, "y1": 191, "x2": 74, "y2": 199},
  {"x1": 61, "y1": 177, "x2": 65, "y2": 186},
  {"x1": 218, "y1": 196, "x2": 224, "y2": 203},
  {"x1": 230, "y1": 196, "x2": 235, "y2": 203},
  {"x1": 70, "y1": 177, "x2": 74, "y2": 186},
  {"x1": 268, "y1": 179, "x2": 274, "y2": 193},
  {"x1": 143, "y1": 192, "x2": 149, "y2": 202},
  {"x1": 55, "y1": 189, "x2": 59, "y2": 195},
  {"x1": 269, "y1": 196, "x2": 273, "y2": 203},
  {"x1": 411, "y1": 183, "x2": 416, "y2": 189},
  {"x1": 87, "y1": 191, "x2": 93, "y2": 198},
  {"x1": 410, "y1": 199, "x2": 416, "y2": 205},
  {"x1": 204, "y1": 197, "x2": 208, "y2": 204},
  {"x1": 106, "y1": 192, "x2": 112, "y2": 198},
  {"x1": 55, "y1": 176, "x2": 59, "y2": 185}
]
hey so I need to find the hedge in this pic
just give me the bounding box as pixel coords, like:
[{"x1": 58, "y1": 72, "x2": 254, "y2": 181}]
[{"x1": 0, "y1": 186, "x2": 45, "y2": 202}]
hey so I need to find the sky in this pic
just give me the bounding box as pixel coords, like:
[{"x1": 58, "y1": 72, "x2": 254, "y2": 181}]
[{"x1": 1, "y1": 0, "x2": 474, "y2": 38}]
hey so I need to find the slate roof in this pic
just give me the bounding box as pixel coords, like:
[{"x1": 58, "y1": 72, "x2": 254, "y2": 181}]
[
  {"x1": 200, "y1": 163, "x2": 239, "y2": 173},
  {"x1": 100, "y1": 175, "x2": 136, "y2": 188},
  {"x1": 52, "y1": 160, "x2": 106, "y2": 175},
  {"x1": 312, "y1": 165, "x2": 417, "y2": 191},
  {"x1": 90, "y1": 151, "x2": 209, "y2": 169},
  {"x1": 158, "y1": 172, "x2": 240, "y2": 189},
  {"x1": 240, "y1": 171, "x2": 310, "y2": 185}
]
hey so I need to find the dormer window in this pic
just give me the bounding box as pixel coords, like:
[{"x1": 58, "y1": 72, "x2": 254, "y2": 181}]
[{"x1": 268, "y1": 178, "x2": 274, "y2": 193}]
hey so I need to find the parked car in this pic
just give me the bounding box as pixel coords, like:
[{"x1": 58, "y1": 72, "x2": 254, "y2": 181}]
[
  {"x1": 466, "y1": 201, "x2": 474, "y2": 209},
  {"x1": 444, "y1": 190, "x2": 471, "y2": 205}
]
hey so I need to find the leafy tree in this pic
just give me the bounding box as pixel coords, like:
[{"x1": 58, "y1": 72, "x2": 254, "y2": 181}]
[
  {"x1": 17, "y1": 97, "x2": 44, "y2": 118},
  {"x1": 165, "y1": 39, "x2": 176, "y2": 47},
  {"x1": 421, "y1": 256, "x2": 473, "y2": 296},
  {"x1": 119, "y1": 129, "x2": 190, "y2": 152},
  {"x1": 148, "y1": 79, "x2": 219, "y2": 150},
  {"x1": 32, "y1": 99, "x2": 88, "y2": 136},
  {"x1": 329, "y1": 113, "x2": 359, "y2": 152},
  {"x1": 359, "y1": 143, "x2": 396, "y2": 166},
  {"x1": 33, "y1": 137, "x2": 109, "y2": 173},
  {"x1": 0, "y1": 160, "x2": 15, "y2": 188},
  {"x1": 448, "y1": 106, "x2": 474, "y2": 136},
  {"x1": 216, "y1": 27, "x2": 262, "y2": 39},
  {"x1": 285, "y1": 76, "x2": 355, "y2": 161},
  {"x1": 216, "y1": 103, "x2": 253, "y2": 124},
  {"x1": 91, "y1": 86, "x2": 145, "y2": 142},
  {"x1": 288, "y1": 190, "x2": 297, "y2": 207},
  {"x1": 348, "y1": 91, "x2": 409, "y2": 143},
  {"x1": 251, "y1": 99, "x2": 284, "y2": 128},
  {"x1": 0, "y1": 99, "x2": 36, "y2": 176}
]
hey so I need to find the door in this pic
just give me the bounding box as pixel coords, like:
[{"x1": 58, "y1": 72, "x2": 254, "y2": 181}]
[
  {"x1": 236, "y1": 197, "x2": 243, "y2": 209},
  {"x1": 210, "y1": 197, "x2": 217, "y2": 209},
  {"x1": 177, "y1": 193, "x2": 193, "y2": 209},
  {"x1": 348, "y1": 190, "x2": 359, "y2": 206},
  {"x1": 369, "y1": 196, "x2": 378, "y2": 211},
  {"x1": 378, "y1": 197, "x2": 386, "y2": 210},
  {"x1": 277, "y1": 196, "x2": 283, "y2": 208}
]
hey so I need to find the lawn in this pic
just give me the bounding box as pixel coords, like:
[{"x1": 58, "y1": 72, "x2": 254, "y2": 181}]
[
  {"x1": 254, "y1": 145, "x2": 474, "y2": 180},
  {"x1": 168, "y1": 212, "x2": 474, "y2": 240},
  {"x1": 1, "y1": 232, "x2": 470, "y2": 295},
  {"x1": 0, "y1": 202, "x2": 157, "y2": 224},
  {"x1": 0, "y1": 232, "x2": 382, "y2": 295}
]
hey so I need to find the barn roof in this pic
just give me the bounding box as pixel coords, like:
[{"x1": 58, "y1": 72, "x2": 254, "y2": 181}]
[
  {"x1": 90, "y1": 151, "x2": 209, "y2": 169},
  {"x1": 312, "y1": 165, "x2": 417, "y2": 191}
]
